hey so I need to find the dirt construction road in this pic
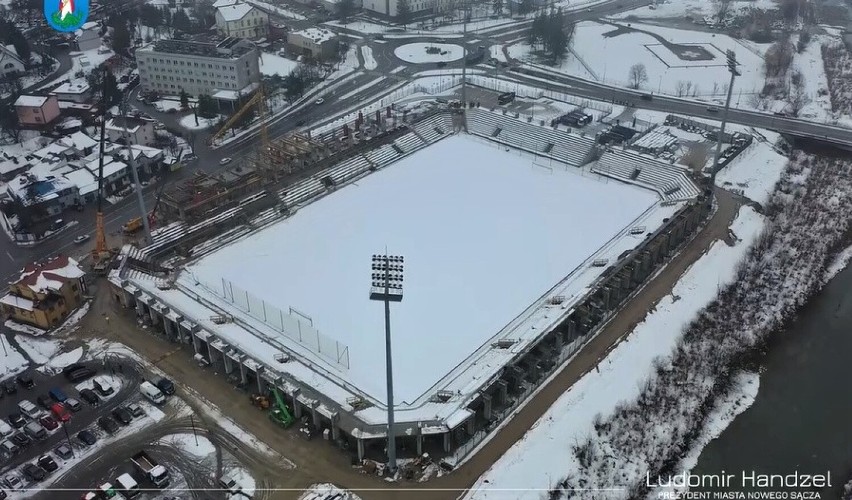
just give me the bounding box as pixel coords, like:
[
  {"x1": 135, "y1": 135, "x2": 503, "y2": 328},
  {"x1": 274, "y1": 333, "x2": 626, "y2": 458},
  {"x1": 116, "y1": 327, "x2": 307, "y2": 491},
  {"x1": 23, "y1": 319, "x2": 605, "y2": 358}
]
[{"x1": 79, "y1": 189, "x2": 742, "y2": 500}]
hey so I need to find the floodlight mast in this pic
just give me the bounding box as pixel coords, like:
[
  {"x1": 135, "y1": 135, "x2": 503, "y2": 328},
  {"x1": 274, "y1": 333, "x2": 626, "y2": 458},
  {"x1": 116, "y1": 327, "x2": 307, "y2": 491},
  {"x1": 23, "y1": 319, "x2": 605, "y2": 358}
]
[
  {"x1": 369, "y1": 253, "x2": 404, "y2": 474},
  {"x1": 710, "y1": 50, "x2": 741, "y2": 190}
]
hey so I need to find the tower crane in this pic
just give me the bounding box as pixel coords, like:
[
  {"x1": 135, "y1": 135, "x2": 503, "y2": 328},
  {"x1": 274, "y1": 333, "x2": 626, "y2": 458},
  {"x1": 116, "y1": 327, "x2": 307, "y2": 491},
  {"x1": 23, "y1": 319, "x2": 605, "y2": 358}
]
[{"x1": 208, "y1": 86, "x2": 269, "y2": 150}]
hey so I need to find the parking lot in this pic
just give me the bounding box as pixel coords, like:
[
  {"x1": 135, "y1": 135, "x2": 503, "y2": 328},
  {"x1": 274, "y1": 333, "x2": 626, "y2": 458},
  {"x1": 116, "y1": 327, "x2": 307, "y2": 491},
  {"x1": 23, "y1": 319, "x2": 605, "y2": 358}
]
[{"x1": 0, "y1": 358, "x2": 153, "y2": 493}]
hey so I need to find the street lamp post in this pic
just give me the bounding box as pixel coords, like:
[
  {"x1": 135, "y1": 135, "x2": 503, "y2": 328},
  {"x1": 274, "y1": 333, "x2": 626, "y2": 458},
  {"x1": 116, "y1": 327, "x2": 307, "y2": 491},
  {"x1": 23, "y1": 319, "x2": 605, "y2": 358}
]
[
  {"x1": 710, "y1": 50, "x2": 740, "y2": 190},
  {"x1": 369, "y1": 253, "x2": 404, "y2": 474}
]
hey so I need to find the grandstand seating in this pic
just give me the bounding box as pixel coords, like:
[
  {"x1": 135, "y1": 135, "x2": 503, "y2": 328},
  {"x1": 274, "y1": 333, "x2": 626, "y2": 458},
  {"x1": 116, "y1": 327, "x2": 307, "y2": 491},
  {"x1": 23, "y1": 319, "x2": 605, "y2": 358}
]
[
  {"x1": 592, "y1": 150, "x2": 701, "y2": 201},
  {"x1": 394, "y1": 132, "x2": 427, "y2": 153},
  {"x1": 466, "y1": 108, "x2": 596, "y2": 168}
]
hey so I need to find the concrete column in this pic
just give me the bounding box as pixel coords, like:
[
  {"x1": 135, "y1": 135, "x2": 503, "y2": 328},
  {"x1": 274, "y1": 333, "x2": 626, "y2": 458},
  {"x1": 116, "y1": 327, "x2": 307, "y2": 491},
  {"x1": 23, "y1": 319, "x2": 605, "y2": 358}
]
[
  {"x1": 497, "y1": 380, "x2": 508, "y2": 405},
  {"x1": 205, "y1": 341, "x2": 215, "y2": 364},
  {"x1": 466, "y1": 417, "x2": 475, "y2": 436},
  {"x1": 512, "y1": 366, "x2": 524, "y2": 387},
  {"x1": 442, "y1": 432, "x2": 451, "y2": 453},
  {"x1": 291, "y1": 389, "x2": 302, "y2": 418},
  {"x1": 482, "y1": 394, "x2": 493, "y2": 420},
  {"x1": 310, "y1": 400, "x2": 321, "y2": 429},
  {"x1": 331, "y1": 414, "x2": 340, "y2": 441},
  {"x1": 135, "y1": 299, "x2": 145, "y2": 318},
  {"x1": 356, "y1": 438, "x2": 365, "y2": 461},
  {"x1": 255, "y1": 367, "x2": 265, "y2": 394},
  {"x1": 416, "y1": 432, "x2": 423, "y2": 455},
  {"x1": 148, "y1": 306, "x2": 158, "y2": 324},
  {"x1": 191, "y1": 334, "x2": 200, "y2": 355},
  {"x1": 163, "y1": 316, "x2": 174, "y2": 338},
  {"x1": 223, "y1": 352, "x2": 233, "y2": 374},
  {"x1": 239, "y1": 357, "x2": 248, "y2": 384}
]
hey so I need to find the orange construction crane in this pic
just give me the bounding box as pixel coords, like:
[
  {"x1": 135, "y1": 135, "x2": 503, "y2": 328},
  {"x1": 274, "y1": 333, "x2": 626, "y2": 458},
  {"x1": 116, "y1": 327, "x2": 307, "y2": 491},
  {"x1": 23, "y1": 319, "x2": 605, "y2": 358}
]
[{"x1": 208, "y1": 86, "x2": 269, "y2": 149}]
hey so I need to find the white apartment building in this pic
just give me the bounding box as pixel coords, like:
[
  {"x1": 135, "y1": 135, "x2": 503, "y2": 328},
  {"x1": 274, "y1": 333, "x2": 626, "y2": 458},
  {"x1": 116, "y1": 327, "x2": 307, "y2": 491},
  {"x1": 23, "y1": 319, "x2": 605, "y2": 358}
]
[
  {"x1": 215, "y1": 2, "x2": 269, "y2": 39},
  {"x1": 363, "y1": 0, "x2": 452, "y2": 17},
  {"x1": 136, "y1": 38, "x2": 260, "y2": 98}
]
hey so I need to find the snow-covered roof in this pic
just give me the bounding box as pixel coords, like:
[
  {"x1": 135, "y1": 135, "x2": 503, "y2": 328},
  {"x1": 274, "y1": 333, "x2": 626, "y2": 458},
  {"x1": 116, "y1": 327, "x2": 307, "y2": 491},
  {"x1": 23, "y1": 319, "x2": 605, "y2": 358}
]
[
  {"x1": 0, "y1": 45, "x2": 24, "y2": 67},
  {"x1": 211, "y1": 82, "x2": 259, "y2": 101},
  {"x1": 59, "y1": 131, "x2": 98, "y2": 151},
  {"x1": 52, "y1": 80, "x2": 91, "y2": 95},
  {"x1": 218, "y1": 2, "x2": 255, "y2": 21},
  {"x1": 15, "y1": 255, "x2": 85, "y2": 294},
  {"x1": 63, "y1": 168, "x2": 98, "y2": 195},
  {"x1": 105, "y1": 117, "x2": 150, "y2": 134},
  {"x1": 291, "y1": 28, "x2": 336, "y2": 44},
  {"x1": 14, "y1": 95, "x2": 50, "y2": 108},
  {"x1": 81, "y1": 21, "x2": 99, "y2": 30},
  {"x1": 213, "y1": 0, "x2": 239, "y2": 7},
  {"x1": 0, "y1": 293, "x2": 33, "y2": 311}
]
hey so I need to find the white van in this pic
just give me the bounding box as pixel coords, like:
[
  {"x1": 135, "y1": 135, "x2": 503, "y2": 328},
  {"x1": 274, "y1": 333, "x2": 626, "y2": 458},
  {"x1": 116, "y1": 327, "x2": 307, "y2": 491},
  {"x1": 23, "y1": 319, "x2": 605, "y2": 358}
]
[
  {"x1": 0, "y1": 420, "x2": 13, "y2": 437},
  {"x1": 140, "y1": 381, "x2": 165, "y2": 405},
  {"x1": 115, "y1": 473, "x2": 140, "y2": 498},
  {"x1": 18, "y1": 400, "x2": 41, "y2": 419}
]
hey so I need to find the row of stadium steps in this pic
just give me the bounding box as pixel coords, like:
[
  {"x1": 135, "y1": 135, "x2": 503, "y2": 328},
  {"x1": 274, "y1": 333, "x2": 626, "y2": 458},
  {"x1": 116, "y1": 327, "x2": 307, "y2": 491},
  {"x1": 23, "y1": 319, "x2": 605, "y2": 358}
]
[
  {"x1": 592, "y1": 150, "x2": 701, "y2": 201},
  {"x1": 393, "y1": 132, "x2": 427, "y2": 153},
  {"x1": 412, "y1": 112, "x2": 455, "y2": 143},
  {"x1": 466, "y1": 108, "x2": 596, "y2": 168}
]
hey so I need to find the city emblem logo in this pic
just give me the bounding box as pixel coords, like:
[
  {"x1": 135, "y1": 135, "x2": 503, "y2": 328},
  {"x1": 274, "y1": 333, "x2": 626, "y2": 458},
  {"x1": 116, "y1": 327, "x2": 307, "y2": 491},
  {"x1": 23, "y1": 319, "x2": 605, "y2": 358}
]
[{"x1": 44, "y1": 0, "x2": 89, "y2": 33}]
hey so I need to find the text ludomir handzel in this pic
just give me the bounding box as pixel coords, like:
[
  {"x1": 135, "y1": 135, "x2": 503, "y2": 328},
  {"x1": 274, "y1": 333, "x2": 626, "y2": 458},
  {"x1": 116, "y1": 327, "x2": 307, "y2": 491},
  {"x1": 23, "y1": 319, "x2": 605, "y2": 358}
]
[{"x1": 647, "y1": 470, "x2": 832, "y2": 489}]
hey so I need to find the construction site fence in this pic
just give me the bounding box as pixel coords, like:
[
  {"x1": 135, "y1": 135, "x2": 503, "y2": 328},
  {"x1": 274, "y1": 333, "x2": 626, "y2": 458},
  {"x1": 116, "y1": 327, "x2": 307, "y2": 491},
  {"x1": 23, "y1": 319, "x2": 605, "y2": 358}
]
[{"x1": 215, "y1": 277, "x2": 351, "y2": 370}]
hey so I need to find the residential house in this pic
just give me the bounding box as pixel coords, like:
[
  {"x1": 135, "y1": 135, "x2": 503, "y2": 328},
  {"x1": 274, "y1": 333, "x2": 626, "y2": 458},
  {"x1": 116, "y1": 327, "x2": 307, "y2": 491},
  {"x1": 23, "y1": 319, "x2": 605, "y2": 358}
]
[
  {"x1": 6, "y1": 173, "x2": 79, "y2": 222},
  {"x1": 57, "y1": 131, "x2": 98, "y2": 157},
  {"x1": 215, "y1": 2, "x2": 269, "y2": 39},
  {"x1": 84, "y1": 156, "x2": 130, "y2": 196},
  {"x1": 105, "y1": 116, "x2": 156, "y2": 146},
  {"x1": 0, "y1": 255, "x2": 87, "y2": 329},
  {"x1": 212, "y1": 0, "x2": 239, "y2": 7},
  {"x1": 51, "y1": 80, "x2": 93, "y2": 103},
  {"x1": 135, "y1": 38, "x2": 260, "y2": 97},
  {"x1": 287, "y1": 28, "x2": 338, "y2": 60},
  {"x1": 0, "y1": 45, "x2": 26, "y2": 78},
  {"x1": 14, "y1": 95, "x2": 61, "y2": 127},
  {"x1": 75, "y1": 22, "x2": 102, "y2": 52}
]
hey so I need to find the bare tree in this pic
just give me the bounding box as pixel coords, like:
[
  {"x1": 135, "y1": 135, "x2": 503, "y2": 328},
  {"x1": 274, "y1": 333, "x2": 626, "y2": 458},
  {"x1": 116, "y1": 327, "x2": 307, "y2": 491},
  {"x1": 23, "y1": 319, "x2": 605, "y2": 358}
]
[
  {"x1": 675, "y1": 80, "x2": 688, "y2": 97},
  {"x1": 628, "y1": 63, "x2": 648, "y2": 89},
  {"x1": 764, "y1": 38, "x2": 794, "y2": 79},
  {"x1": 787, "y1": 70, "x2": 812, "y2": 116},
  {"x1": 713, "y1": 0, "x2": 732, "y2": 23}
]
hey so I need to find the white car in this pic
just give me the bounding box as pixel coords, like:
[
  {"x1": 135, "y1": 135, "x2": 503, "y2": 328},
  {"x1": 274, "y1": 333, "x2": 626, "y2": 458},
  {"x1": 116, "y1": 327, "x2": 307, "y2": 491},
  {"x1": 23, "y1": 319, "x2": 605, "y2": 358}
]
[
  {"x1": 219, "y1": 157, "x2": 233, "y2": 165},
  {"x1": 3, "y1": 474, "x2": 22, "y2": 490},
  {"x1": 314, "y1": 98, "x2": 324, "y2": 105},
  {"x1": 74, "y1": 234, "x2": 90, "y2": 244}
]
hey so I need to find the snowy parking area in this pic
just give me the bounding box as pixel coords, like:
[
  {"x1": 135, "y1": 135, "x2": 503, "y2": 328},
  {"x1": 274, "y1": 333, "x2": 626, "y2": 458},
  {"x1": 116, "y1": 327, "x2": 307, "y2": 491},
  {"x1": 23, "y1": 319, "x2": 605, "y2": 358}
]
[
  {"x1": 259, "y1": 52, "x2": 299, "y2": 77},
  {"x1": 394, "y1": 43, "x2": 465, "y2": 64}
]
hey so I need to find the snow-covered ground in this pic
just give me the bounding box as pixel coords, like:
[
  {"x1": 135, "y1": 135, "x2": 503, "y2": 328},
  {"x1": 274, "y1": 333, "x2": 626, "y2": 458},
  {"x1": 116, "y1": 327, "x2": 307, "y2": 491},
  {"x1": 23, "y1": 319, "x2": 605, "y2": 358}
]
[
  {"x1": 187, "y1": 135, "x2": 657, "y2": 403},
  {"x1": 300, "y1": 483, "x2": 363, "y2": 500},
  {"x1": 15, "y1": 336, "x2": 61, "y2": 365},
  {"x1": 259, "y1": 52, "x2": 299, "y2": 77},
  {"x1": 394, "y1": 43, "x2": 466, "y2": 64},
  {"x1": 0, "y1": 338, "x2": 29, "y2": 379},
  {"x1": 223, "y1": 467, "x2": 256, "y2": 499},
  {"x1": 715, "y1": 140, "x2": 788, "y2": 205},
  {"x1": 513, "y1": 21, "x2": 768, "y2": 97},
  {"x1": 179, "y1": 114, "x2": 221, "y2": 130},
  {"x1": 464, "y1": 206, "x2": 766, "y2": 500},
  {"x1": 361, "y1": 46, "x2": 377, "y2": 70},
  {"x1": 39, "y1": 347, "x2": 84, "y2": 374},
  {"x1": 158, "y1": 433, "x2": 217, "y2": 458},
  {"x1": 3, "y1": 320, "x2": 46, "y2": 336},
  {"x1": 610, "y1": 0, "x2": 778, "y2": 21},
  {"x1": 153, "y1": 99, "x2": 184, "y2": 112},
  {"x1": 40, "y1": 47, "x2": 115, "y2": 89},
  {"x1": 244, "y1": 0, "x2": 306, "y2": 19}
]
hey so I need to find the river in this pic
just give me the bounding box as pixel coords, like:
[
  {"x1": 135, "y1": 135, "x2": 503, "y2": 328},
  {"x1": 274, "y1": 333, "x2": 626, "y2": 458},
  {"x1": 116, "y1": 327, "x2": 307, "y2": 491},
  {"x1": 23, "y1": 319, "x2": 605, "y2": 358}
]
[{"x1": 690, "y1": 260, "x2": 852, "y2": 497}]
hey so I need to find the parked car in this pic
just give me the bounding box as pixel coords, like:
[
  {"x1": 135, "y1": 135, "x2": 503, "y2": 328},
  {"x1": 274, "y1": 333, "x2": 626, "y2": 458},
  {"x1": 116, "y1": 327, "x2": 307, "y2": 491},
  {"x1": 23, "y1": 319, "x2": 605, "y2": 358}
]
[
  {"x1": 219, "y1": 157, "x2": 232, "y2": 165},
  {"x1": 73, "y1": 234, "x2": 91, "y2": 244},
  {"x1": 39, "y1": 415, "x2": 58, "y2": 431},
  {"x1": 7, "y1": 413, "x2": 25, "y2": 429},
  {"x1": 64, "y1": 398, "x2": 82, "y2": 412},
  {"x1": 9, "y1": 433, "x2": 30, "y2": 448},
  {"x1": 3, "y1": 381, "x2": 17, "y2": 395},
  {"x1": 22, "y1": 463, "x2": 45, "y2": 482},
  {"x1": 0, "y1": 441, "x2": 18, "y2": 456},
  {"x1": 36, "y1": 455, "x2": 58, "y2": 473},
  {"x1": 126, "y1": 403, "x2": 145, "y2": 418},
  {"x1": 48, "y1": 388, "x2": 67, "y2": 403},
  {"x1": 2, "y1": 475, "x2": 21, "y2": 491},
  {"x1": 36, "y1": 395, "x2": 52, "y2": 410},
  {"x1": 54, "y1": 444, "x2": 73, "y2": 460},
  {"x1": 50, "y1": 403, "x2": 71, "y2": 422},
  {"x1": 97, "y1": 416, "x2": 119, "y2": 434},
  {"x1": 0, "y1": 421, "x2": 12, "y2": 437},
  {"x1": 79, "y1": 389, "x2": 100, "y2": 406},
  {"x1": 314, "y1": 98, "x2": 324, "y2": 105},
  {"x1": 65, "y1": 367, "x2": 96, "y2": 383},
  {"x1": 155, "y1": 377, "x2": 175, "y2": 395},
  {"x1": 77, "y1": 430, "x2": 97, "y2": 446},
  {"x1": 183, "y1": 154, "x2": 198, "y2": 162},
  {"x1": 15, "y1": 373, "x2": 34, "y2": 389},
  {"x1": 92, "y1": 376, "x2": 114, "y2": 396},
  {"x1": 111, "y1": 408, "x2": 132, "y2": 425}
]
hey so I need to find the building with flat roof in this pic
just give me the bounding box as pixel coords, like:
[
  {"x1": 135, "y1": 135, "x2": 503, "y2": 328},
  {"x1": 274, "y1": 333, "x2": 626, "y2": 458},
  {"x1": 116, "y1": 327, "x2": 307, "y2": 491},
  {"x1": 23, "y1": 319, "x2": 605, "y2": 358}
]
[
  {"x1": 215, "y1": 2, "x2": 269, "y2": 39},
  {"x1": 51, "y1": 80, "x2": 92, "y2": 103},
  {"x1": 287, "y1": 28, "x2": 338, "y2": 60},
  {"x1": 136, "y1": 38, "x2": 260, "y2": 97},
  {"x1": 14, "y1": 95, "x2": 61, "y2": 127}
]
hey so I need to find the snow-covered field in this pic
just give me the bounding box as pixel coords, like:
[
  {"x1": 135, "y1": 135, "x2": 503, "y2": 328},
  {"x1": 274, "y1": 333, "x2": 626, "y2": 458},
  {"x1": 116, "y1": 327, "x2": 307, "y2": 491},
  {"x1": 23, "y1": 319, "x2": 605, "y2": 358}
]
[
  {"x1": 464, "y1": 206, "x2": 766, "y2": 500},
  {"x1": 158, "y1": 433, "x2": 217, "y2": 457},
  {"x1": 187, "y1": 135, "x2": 657, "y2": 403},
  {"x1": 15, "y1": 335, "x2": 61, "y2": 364},
  {"x1": 361, "y1": 46, "x2": 377, "y2": 70},
  {"x1": 611, "y1": 0, "x2": 778, "y2": 21},
  {"x1": 259, "y1": 52, "x2": 299, "y2": 77},
  {"x1": 153, "y1": 99, "x2": 184, "y2": 112},
  {"x1": 40, "y1": 48, "x2": 115, "y2": 89},
  {"x1": 514, "y1": 21, "x2": 768, "y2": 97},
  {"x1": 394, "y1": 43, "x2": 466, "y2": 64},
  {"x1": 715, "y1": 140, "x2": 788, "y2": 205},
  {"x1": 179, "y1": 114, "x2": 221, "y2": 130},
  {"x1": 0, "y1": 338, "x2": 29, "y2": 379}
]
